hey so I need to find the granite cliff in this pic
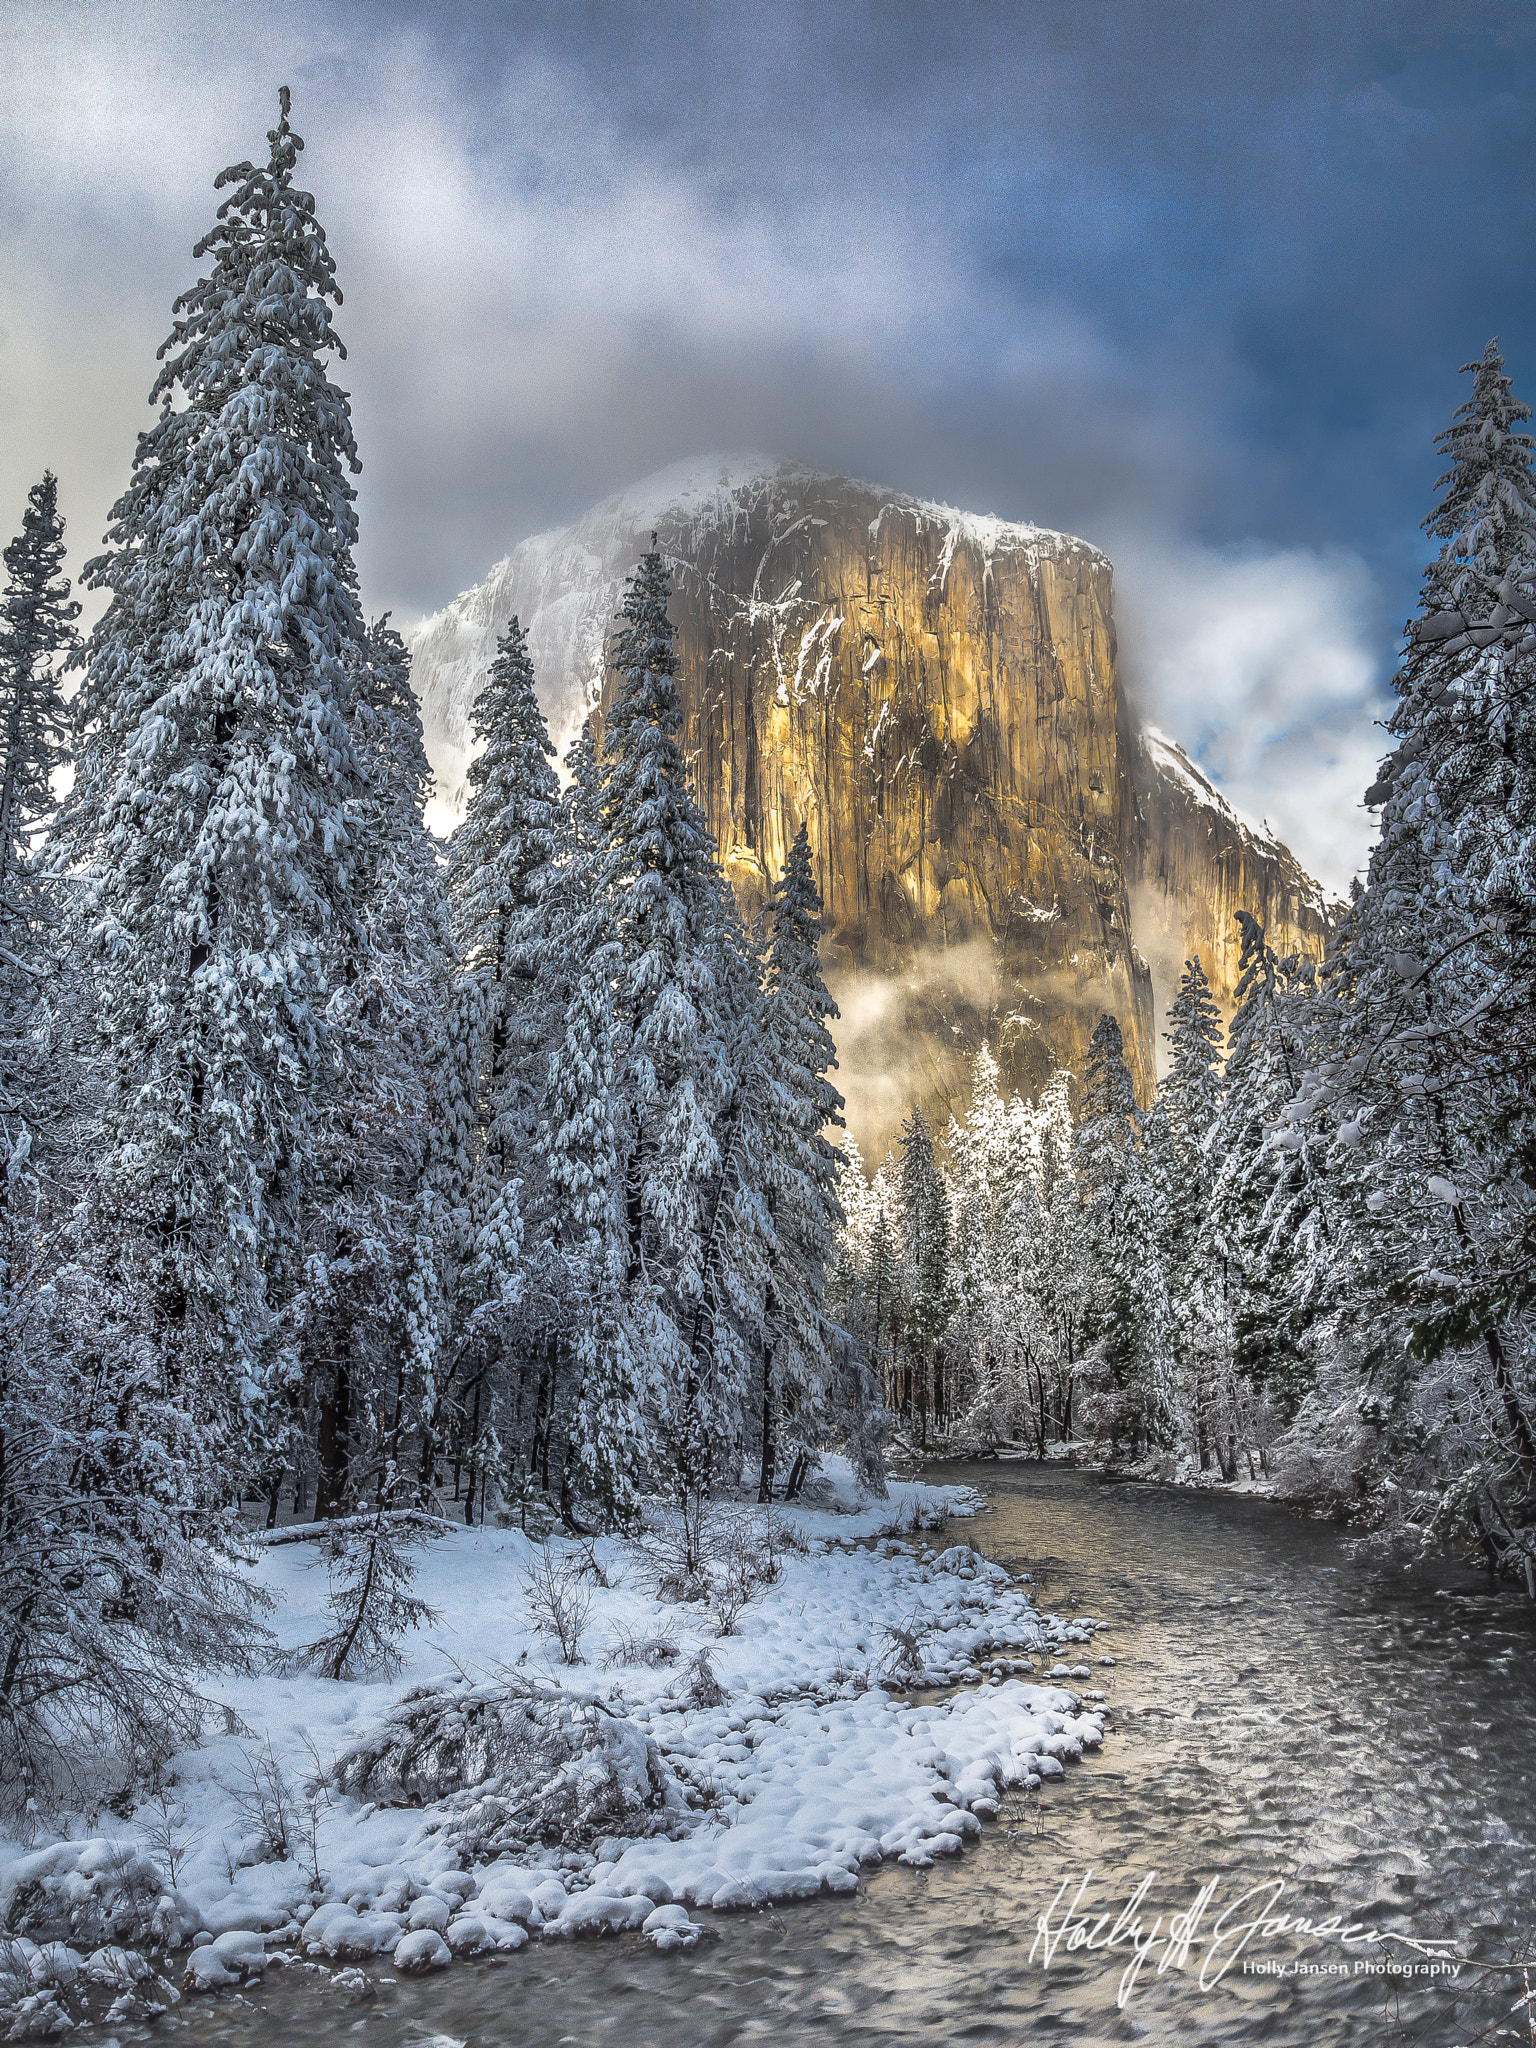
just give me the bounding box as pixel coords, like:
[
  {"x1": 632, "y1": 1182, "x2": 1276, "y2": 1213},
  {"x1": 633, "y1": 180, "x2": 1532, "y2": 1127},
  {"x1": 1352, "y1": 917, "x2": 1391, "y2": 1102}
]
[{"x1": 412, "y1": 457, "x2": 1334, "y2": 1155}]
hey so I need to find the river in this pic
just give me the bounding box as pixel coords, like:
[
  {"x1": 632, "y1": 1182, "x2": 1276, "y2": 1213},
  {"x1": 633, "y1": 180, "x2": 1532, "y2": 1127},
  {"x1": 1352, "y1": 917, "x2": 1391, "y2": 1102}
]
[{"x1": 161, "y1": 1462, "x2": 1536, "y2": 2046}]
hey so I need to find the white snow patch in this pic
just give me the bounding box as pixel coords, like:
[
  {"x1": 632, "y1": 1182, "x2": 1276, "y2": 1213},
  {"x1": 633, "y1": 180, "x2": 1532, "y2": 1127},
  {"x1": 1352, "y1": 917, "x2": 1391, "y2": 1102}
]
[{"x1": 0, "y1": 1471, "x2": 1109, "y2": 2018}]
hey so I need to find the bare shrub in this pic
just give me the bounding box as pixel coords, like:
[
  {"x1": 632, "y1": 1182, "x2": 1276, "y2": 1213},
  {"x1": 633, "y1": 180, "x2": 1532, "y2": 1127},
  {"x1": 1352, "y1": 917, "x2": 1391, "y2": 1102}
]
[
  {"x1": 767, "y1": 1511, "x2": 810, "y2": 1558},
  {"x1": 139, "y1": 1800, "x2": 202, "y2": 1892},
  {"x1": 216, "y1": 1741, "x2": 295, "y2": 1863},
  {"x1": 645, "y1": 1504, "x2": 783, "y2": 1634},
  {"x1": 645, "y1": 1511, "x2": 710, "y2": 1605},
  {"x1": 574, "y1": 1538, "x2": 618, "y2": 1590},
  {"x1": 678, "y1": 1650, "x2": 726, "y2": 1709},
  {"x1": 293, "y1": 1735, "x2": 333, "y2": 1892},
  {"x1": 708, "y1": 1515, "x2": 775, "y2": 1637},
  {"x1": 522, "y1": 1549, "x2": 593, "y2": 1664},
  {"x1": 877, "y1": 1616, "x2": 927, "y2": 1687},
  {"x1": 602, "y1": 1621, "x2": 680, "y2": 1669},
  {"x1": 873, "y1": 1489, "x2": 950, "y2": 1537}
]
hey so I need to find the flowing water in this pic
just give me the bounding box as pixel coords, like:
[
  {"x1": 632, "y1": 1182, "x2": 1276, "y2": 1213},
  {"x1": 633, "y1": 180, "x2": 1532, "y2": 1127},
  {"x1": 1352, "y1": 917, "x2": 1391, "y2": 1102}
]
[{"x1": 158, "y1": 1464, "x2": 1536, "y2": 2046}]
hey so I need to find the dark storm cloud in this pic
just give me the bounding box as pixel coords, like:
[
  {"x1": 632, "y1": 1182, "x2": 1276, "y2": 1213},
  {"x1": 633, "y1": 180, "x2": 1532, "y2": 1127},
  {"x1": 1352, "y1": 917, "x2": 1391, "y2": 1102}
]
[{"x1": 2, "y1": 0, "x2": 1531, "y2": 886}]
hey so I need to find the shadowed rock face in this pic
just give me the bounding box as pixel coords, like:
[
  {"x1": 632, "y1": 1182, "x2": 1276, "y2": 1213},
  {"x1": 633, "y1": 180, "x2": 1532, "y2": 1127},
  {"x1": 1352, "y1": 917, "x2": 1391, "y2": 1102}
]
[{"x1": 412, "y1": 457, "x2": 1332, "y2": 1158}]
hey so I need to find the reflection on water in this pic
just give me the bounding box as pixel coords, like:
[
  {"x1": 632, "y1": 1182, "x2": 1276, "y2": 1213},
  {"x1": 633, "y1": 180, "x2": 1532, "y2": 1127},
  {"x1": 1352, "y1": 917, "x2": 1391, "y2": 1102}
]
[{"x1": 155, "y1": 1465, "x2": 1536, "y2": 2045}]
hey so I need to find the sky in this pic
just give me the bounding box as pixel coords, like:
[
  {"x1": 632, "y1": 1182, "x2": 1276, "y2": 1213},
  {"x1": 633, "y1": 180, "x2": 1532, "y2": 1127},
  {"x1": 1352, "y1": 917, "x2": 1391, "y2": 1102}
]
[{"x1": 2, "y1": 0, "x2": 1531, "y2": 892}]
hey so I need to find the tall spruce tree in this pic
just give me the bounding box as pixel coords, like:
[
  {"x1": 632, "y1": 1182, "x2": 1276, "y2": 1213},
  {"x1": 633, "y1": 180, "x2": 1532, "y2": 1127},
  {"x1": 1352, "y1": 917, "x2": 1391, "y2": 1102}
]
[
  {"x1": 291, "y1": 616, "x2": 453, "y2": 1532},
  {"x1": 599, "y1": 540, "x2": 741, "y2": 1514},
  {"x1": 1284, "y1": 342, "x2": 1536, "y2": 1565},
  {"x1": 0, "y1": 473, "x2": 77, "y2": 1179},
  {"x1": 65, "y1": 87, "x2": 364, "y2": 1414},
  {"x1": 753, "y1": 824, "x2": 847, "y2": 1499},
  {"x1": 1153, "y1": 957, "x2": 1228, "y2": 1469},
  {"x1": 897, "y1": 1106, "x2": 951, "y2": 1441},
  {"x1": 447, "y1": 615, "x2": 561, "y2": 1180},
  {"x1": 1204, "y1": 915, "x2": 1326, "y2": 1454},
  {"x1": 439, "y1": 618, "x2": 563, "y2": 1473},
  {"x1": 1071, "y1": 1013, "x2": 1172, "y2": 1454}
]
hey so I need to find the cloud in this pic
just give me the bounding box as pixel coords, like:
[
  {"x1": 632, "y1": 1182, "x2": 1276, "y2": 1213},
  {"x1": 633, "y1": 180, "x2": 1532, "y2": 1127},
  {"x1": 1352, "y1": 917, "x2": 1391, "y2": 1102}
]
[
  {"x1": 0, "y1": 8, "x2": 1021, "y2": 622},
  {"x1": 1, "y1": 0, "x2": 1515, "y2": 917},
  {"x1": 1110, "y1": 535, "x2": 1394, "y2": 894}
]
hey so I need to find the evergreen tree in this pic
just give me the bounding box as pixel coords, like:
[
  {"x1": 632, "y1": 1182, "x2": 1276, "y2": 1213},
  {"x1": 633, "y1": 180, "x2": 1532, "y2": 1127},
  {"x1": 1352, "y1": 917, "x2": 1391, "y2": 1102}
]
[
  {"x1": 447, "y1": 614, "x2": 561, "y2": 1179},
  {"x1": 1153, "y1": 957, "x2": 1228, "y2": 1468},
  {"x1": 1284, "y1": 342, "x2": 1536, "y2": 1565},
  {"x1": 64, "y1": 87, "x2": 364, "y2": 1415},
  {"x1": 1406, "y1": 337, "x2": 1536, "y2": 663},
  {"x1": 290, "y1": 615, "x2": 454, "y2": 1531},
  {"x1": 1161, "y1": 956, "x2": 1225, "y2": 1142},
  {"x1": 599, "y1": 540, "x2": 741, "y2": 1516},
  {"x1": 0, "y1": 473, "x2": 77, "y2": 1185},
  {"x1": 1204, "y1": 915, "x2": 1326, "y2": 1462},
  {"x1": 1029, "y1": 1117, "x2": 1090, "y2": 1446},
  {"x1": 753, "y1": 823, "x2": 848, "y2": 1499},
  {"x1": 435, "y1": 617, "x2": 566, "y2": 1500},
  {"x1": 897, "y1": 1106, "x2": 952, "y2": 1441},
  {"x1": 1071, "y1": 1013, "x2": 1172, "y2": 1454}
]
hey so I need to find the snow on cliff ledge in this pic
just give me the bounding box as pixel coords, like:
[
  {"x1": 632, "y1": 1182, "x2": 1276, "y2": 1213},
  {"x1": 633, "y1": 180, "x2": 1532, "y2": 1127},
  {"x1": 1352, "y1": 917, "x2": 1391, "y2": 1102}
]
[
  {"x1": 407, "y1": 455, "x2": 1100, "y2": 817},
  {"x1": 1140, "y1": 724, "x2": 1340, "y2": 918}
]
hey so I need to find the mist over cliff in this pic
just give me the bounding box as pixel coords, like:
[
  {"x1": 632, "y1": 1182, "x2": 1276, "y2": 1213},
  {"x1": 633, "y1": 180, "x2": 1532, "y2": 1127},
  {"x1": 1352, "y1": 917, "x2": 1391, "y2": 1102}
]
[{"x1": 411, "y1": 457, "x2": 1334, "y2": 1156}]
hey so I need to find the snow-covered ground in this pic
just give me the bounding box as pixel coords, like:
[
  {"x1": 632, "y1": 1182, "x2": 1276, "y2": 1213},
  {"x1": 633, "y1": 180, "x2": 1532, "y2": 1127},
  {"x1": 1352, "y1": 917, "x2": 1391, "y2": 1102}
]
[
  {"x1": 993, "y1": 1441, "x2": 1277, "y2": 1498},
  {"x1": 0, "y1": 1469, "x2": 1108, "y2": 2029}
]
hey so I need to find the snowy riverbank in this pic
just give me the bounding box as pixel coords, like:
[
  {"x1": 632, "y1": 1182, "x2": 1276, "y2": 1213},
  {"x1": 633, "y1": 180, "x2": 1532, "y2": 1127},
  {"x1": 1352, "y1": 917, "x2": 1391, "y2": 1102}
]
[
  {"x1": 0, "y1": 1472, "x2": 1108, "y2": 2031},
  {"x1": 970, "y1": 1441, "x2": 1277, "y2": 1500}
]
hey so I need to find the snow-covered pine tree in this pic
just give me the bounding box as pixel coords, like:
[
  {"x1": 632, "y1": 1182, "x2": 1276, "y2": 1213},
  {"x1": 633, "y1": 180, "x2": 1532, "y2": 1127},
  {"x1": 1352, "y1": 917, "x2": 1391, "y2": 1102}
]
[
  {"x1": 521, "y1": 712, "x2": 642, "y2": 1528},
  {"x1": 563, "y1": 713, "x2": 605, "y2": 851},
  {"x1": 447, "y1": 614, "x2": 561, "y2": 1185},
  {"x1": 598, "y1": 540, "x2": 742, "y2": 1519},
  {"x1": 1282, "y1": 342, "x2": 1536, "y2": 1568},
  {"x1": 1152, "y1": 957, "x2": 1228, "y2": 1469},
  {"x1": 288, "y1": 612, "x2": 454, "y2": 1578},
  {"x1": 1203, "y1": 915, "x2": 1324, "y2": 1467},
  {"x1": 896, "y1": 1105, "x2": 952, "y2": 1442},
  {"x1": 864, "y1": 1203, "x2": 902, "y2": 1418},
  {"x1": 1401, "y1": 337, "x2": 1536, "y2": 665},
  {"x1": 0, "y1": 1245, "x2": 270, "y2": 1814},
  {"x1": 1377, "y1": 341, "x2": 1536, "y2": 1376},
  {"x1": 437, "y1": 616, "x2": 567, "y2": 1508},
  {"x1": 285, "y1": 620, "x2": 407, "y2": 1510},
  {"x1": 0, "y1": 473, "x2": 77, "y2": 1191},
  {"x1": 293, "y1": 1490, "x2": 438, "y2": 1680},
  {"x1": 826, "y1": 1139, "x2": 905, "y2": 1437},
  {"x1": 64, "y1": 88, "x2": 364, "y2": 1422},
  {"x1": 1070, "y1": 1012, "x2": 1173, "y2": 1455},
  {"x1": 752, "y1": 823, "x2": 848, "y2": 1500},
  {"x1": 1161, "y1": 956, "x2": 1225, "y2": 1149},
  {"x1": 1027, "y1": 1116, "x2": 1090, "y2": 1447}
]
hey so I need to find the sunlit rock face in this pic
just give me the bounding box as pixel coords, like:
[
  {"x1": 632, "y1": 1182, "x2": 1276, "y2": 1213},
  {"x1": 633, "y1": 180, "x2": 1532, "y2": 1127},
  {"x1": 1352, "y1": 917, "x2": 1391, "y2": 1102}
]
[
  {"x1": 1119, "y1": 718, "x2": 1338, "y2": 1065},
  {"x1": 412, "y1": 457, "x2": 1331, "y2": 1157}
]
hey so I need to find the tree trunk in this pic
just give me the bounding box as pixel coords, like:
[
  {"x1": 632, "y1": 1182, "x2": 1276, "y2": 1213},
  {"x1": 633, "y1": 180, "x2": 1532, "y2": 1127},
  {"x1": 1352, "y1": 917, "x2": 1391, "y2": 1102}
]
[
  {"x1": 464, "y1": 1378, "x2": 482, "y2": 1527},
  {"x1": 315, "y1": 1352, "x2": 351, "y2": 1519},
  {"x1": 757, "y1": 1348, "x2": 776, "y2": 1504}
]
